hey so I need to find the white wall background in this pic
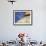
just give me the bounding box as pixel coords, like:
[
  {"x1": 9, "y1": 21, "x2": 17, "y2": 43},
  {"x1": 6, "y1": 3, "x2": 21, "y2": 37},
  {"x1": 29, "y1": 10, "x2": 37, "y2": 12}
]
[{"x1": 0, "y1": 0, "x2": 46, "y2": 42}]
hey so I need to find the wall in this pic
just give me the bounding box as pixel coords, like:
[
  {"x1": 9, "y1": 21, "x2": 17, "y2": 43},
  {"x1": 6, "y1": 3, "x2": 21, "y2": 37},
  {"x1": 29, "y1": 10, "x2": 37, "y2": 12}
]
[{"x1": 0, "y1": 0, "x2": 46, "y2": 42}]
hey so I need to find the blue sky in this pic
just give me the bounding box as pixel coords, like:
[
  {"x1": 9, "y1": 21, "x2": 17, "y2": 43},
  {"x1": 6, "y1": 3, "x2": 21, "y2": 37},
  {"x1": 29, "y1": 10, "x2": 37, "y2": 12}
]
[{"x1": 15, "y1": 12, "x2": 25, "y2": 23}]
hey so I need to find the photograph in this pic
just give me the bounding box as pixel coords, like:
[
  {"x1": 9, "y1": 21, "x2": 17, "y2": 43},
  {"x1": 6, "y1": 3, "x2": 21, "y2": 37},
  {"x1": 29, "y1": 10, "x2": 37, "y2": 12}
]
[{"x1": 13, "y1": 10, "x2": 32, "y2": 25}]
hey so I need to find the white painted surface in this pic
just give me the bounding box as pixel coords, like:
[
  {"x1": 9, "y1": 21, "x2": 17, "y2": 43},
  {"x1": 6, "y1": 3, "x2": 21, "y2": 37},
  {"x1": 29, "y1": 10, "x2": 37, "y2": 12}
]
[{"x1": 0, "y1": 0, "x2": 46, "y2": 42}]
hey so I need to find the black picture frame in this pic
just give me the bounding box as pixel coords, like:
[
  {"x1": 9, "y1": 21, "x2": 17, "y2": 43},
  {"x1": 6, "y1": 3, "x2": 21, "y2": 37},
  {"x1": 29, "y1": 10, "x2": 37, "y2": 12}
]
[{"x1": 13, "y1": 10, "x2": 33, "y2": 26}]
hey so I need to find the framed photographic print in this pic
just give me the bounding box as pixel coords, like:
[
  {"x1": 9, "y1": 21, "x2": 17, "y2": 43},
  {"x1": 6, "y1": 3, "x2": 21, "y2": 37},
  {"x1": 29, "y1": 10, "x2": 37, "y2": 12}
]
[{"x1": 13, "y1": 10, "x2": 32, "y2": 25}]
